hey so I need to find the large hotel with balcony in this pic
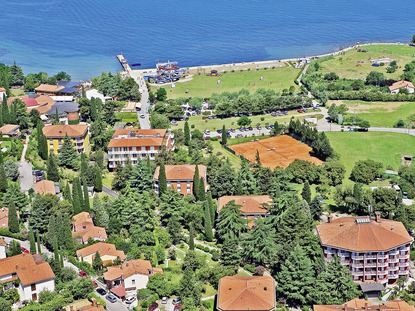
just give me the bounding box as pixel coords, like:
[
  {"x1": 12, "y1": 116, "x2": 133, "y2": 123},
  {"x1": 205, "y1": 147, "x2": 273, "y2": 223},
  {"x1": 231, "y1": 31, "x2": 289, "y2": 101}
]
[
  {"x1": 316, "y1": 212, "x2": 412, "y2": 285},
  {"x1": 107, "y1": 129, "x2": 174, "y2": 170},
  {"x1": 42, "y1": 124, "x2": 89, "y2": 154}
]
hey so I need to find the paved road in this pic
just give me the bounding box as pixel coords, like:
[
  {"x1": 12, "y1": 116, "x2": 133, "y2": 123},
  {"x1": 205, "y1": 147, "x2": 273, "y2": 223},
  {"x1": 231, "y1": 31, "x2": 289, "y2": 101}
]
[
  {"x1": 126, "y1": 69, "x2": 151, "y2": 129},
  {"x1": 18, "y1": 161, "x2": 34, "y2": 194},
  {"x1": 102, "y1": 186, "x2": 119, "y2": 199}
]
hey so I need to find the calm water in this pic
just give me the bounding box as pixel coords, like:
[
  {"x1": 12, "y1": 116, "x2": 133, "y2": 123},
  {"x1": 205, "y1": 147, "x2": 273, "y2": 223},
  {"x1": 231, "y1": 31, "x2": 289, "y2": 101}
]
[{"x1": 1, "y1": 0, "x2": 414, "y2": 80}]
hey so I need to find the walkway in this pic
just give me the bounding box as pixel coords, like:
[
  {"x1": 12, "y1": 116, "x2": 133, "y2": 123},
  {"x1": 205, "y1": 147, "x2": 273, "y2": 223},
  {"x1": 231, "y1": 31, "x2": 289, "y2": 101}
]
[{"x1": 102, "y1": 185, "x2": 119, "y2": 199}]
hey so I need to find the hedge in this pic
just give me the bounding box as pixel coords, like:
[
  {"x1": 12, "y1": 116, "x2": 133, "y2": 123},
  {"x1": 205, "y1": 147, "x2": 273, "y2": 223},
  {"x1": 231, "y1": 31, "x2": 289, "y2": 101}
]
[
  {"x1": 244, "y1": 264, "x2": 255, "y2": 273},
  {"x1": 0, "y1": 228, "x2": 26, "y2": 240}
]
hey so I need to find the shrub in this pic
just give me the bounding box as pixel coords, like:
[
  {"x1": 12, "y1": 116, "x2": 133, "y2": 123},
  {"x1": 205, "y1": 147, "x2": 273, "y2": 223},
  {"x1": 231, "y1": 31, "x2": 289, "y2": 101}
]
[
  {"x1": 191, "y1": 124, "x2": 195, "y2": 129},
  {"x1": 210, "y1": 137, "x2": 219, "y2": 141},
  {"x1": 204, "y1": 246, "x2": 210, "y2": 252},
  {"x1": 244, "y1": 264, "x2": 255, "y2": 273},
  {"x1": 394, "y1": 119, "x2": 406, "y2": 128},
  {"x1": 211, "y1": 250, "x2": 220, "y2": 261}
]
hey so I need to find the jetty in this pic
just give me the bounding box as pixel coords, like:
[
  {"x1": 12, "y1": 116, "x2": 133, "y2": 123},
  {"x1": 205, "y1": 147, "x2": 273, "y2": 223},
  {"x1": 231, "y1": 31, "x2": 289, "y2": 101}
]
[{"x1": 117, "y1": 54, "x2": 131, "y2": 71}]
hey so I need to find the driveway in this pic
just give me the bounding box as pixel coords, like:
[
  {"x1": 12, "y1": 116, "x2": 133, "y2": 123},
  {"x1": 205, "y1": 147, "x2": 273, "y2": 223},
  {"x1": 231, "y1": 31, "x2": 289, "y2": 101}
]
[{"x1": 18, "y1": 162, "x2": 34, "y2": 194}]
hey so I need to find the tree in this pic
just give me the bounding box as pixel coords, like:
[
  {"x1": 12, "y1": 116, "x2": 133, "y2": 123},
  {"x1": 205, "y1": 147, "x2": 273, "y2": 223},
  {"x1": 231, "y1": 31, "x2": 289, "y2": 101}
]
[
  {"x1": 237, "y1": 157, "x2": 258, "y2": 195},
  {"x1": 46, "y1": 153, "x2": 59, "y2": 182},
  {"x1": 372, "y1": 187, "x2": 398, "y2": 218},
  {"x1": 156, "y1": 88, "x2": 167, "y2": 101},
  {"x1": 193, "y1": 165, "x2": 200, "y2": 199},
  {"x1": 82, "y1": 179, "x2": 90, "y2": 212},
  {"x1": 198, "y1": 177, "x2": 206, "y2": 201},
  {"x1": 150, "y1": 113, "x2": 170, "y2": 129},
  {"x1": 95, "y1": 149, "x2": 104, "y2": 169},
  {"x1": 2, "y1": 96, "x2": 9, "y2": 124},
  {"x1": 93, "y1": 166, "x2": 102, "y2": 192},
  {"x1": 129, "y1": 159, "x2": 153, "y2": 193},
  {"x1": 4, "y1": 160, "x2": 19, "y2": 181},
  {"x1": 37, "y1": 122, "x2": 49, "y2": 160},
  {"x1": 221, "y1": 124, "x2": 227, "y2": 145},
  {"x1": 184, "y1": 121, "x2": 190, "y2": 146},
  {"x1": 147, "y1": 273, "x2": 172, "y2": 297},
  {"x1": 8, "y1": 240, "x2": 21, "y2": 256},
  {"x1": 10, "y1": 62, "x2": 24, "y2": 86},
  {"x1": 207, "y1": 191, "x2": 215, "y2": 224},
  {"x1": 112, "y1": 160, "x2": 132, "y2": 192},
  {"x1": 92, "y1": 251, "x2": 103, "y2": 271},
  {"x1": 29, "y1": 228, "x2": 36, "y2": 254},
  {"x1": 179, "y1": 267, "x2": 201, "y2": 306},
  {"x1": 350, "y1": 159, "x2": 383, "y2": 184},
  {"x1": 216, "y1": 201, "x2": 248, "y2": 242},
  {"x1": 220, "y1": 238, "x2": 241, "y2": 268},
  {"x1": 310, "y1": 196, "x2": 322, "y2": 220},
  {"x1": 358, "y1": 120, "x2": 370, "y2": 129},
  {"x1": 72, "y1": 178, "x2": 82, "y2": 214},
  {"x1": 301, "y1": 181, "x2": 311, "y2": 204},
  {"x1": 7, "y1": 200, "x2": 19, "y2": 233},
  {"x1": 204, "y1": 201, "x2": 213, "y2": 242},
  {"x1": 412, "y1": 34, "x2": 415, "y2": 45},
  {"x1": 0, "y1": 165, "x2": 7, "y2": 192},
  {"x1": 237, "y1": 115, "x2": 252, "y2": 126},
  {"x1": 57, "y1": 135, "x2": 78, "y2": 168},
  {"x1": 37, "y1": 231, "x2": 42, "y2": 254},
  {"x1": 93, "y1": 196, "x2": 109, "y2": 228},
  {"x1": 366, "y1": 71, "x2": 385, "y2": 86},
  {"x1": 0, "y1": 298, "x2": 11, "y2": 311},
  {"x1": 189, "y1": 225, "x2": 195, "y2": 250},
  {"x1": 158, "y1": 162, "x2": 167, "y2": 196}
]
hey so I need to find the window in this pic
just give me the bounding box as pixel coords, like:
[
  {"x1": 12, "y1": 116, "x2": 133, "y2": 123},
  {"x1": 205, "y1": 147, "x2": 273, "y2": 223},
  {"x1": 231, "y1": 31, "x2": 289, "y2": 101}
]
[
  {"x1": 31, "y1": 284, "x2": 36, "y2": 291},
  {"x1": 132, "y1": 279, "x2": 135, "y2": 285}
]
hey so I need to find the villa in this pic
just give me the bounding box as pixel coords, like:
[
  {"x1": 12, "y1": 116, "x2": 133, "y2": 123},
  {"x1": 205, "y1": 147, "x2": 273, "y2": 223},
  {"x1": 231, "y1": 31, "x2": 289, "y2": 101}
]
[
  {"x1": 389, "y1": 80, "x2": 415, "y2": 94},
  {"x1": 42, "y1": 124, "x2": 89, "y2": 154}
]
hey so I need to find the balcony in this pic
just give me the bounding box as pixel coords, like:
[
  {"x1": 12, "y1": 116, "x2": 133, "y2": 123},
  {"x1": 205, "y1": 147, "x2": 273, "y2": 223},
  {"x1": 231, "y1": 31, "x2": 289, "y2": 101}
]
[
  {"x1": 389, "y1": 266, "x2": 399, "y2": 271},
  {"x1": 365, "y1": 262, "x2": 377, "y2": 267},
  {"x1": 389, "y1": 250, "x2": 399, "y2": 256},
  {"x1": 389, "y1": 274, "x2": 399, "y2": 279},
  {"x1": 352, "y1": 263, "x2": 364, "y2": 268},
  {"x1": 378, "y1": 262, "x2": 388, "y2": 267},
  {"x1": 352, "y1": 255, "x2": 364, "y2": 260},
  {"x1": 399, "y1": 269, "x2": 409, "y2": 274},
  {"x1": 389, "y1": 258, "x2": 399, "y2": 263},
  {"x1": 340, "y1": 261, "x2": 350, "y2": 265},
  {"x1": 365, "y1": 255, "x2": 377, "y2": 259},
  {"x1": 324, "y1": 249, "x2": 335, "y2": 255},
  {"x1": 365, "y1": 270, "x2": 377, "y2": 275},
  {"x1": 399, "y1": 262, "x2": 409, "y2": 267},
  {"x1": 352, "y1": 271, "x2": 364, "y2": 276},
  {"x1": 399, "y1": 254, "x2": 410, "y2": 260},
  {"x1": 378, "y1": 254, "x2": 388, "y2": 259}
]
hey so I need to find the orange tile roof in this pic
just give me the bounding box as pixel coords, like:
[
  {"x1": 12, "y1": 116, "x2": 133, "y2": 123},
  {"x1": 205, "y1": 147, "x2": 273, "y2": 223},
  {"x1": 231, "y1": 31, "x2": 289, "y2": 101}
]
[
  {"x1": 316, "y1": 216, "x2": 412, "y2": 252},
  {"x1": 35, "y1": 84, "x2": 64, "y2": 93},
  {"x1": 217, "y1": 276, "x2": 276, "y2": 311},
  {"x1": 0, "y1": 207, "x2": 20, "y2": 228},
  {"x1": 34, "y1": 180, "x2": 56, "y2": 195},
  {"x1": 0, "y1": 254, "x2": 55, "y2": 286},
  {"x1": 154, "y1": 165, "x2": 207, "y2": 181},
  {"x1": 0, "y1": 124, "x2": 19, "y2": 135},
  {"x1": 33, "y1": 95, "x2": 56, "y2": 114},
  {"x1": 103, "y1": 259, "x2": 161, "y2": 281},
  {"x1": 108, "y1": 137, "x2": 164, "y2": 148},
  {"x1": 217, "y1": 195, "x2": 273, "y2": 214},
  {"x1": 314, "y1": 299, "x2": 415, "y2": 311},
  {"x1": 76, "y1": 226, "x2": 107, "y2": 243},
  {"x1": 43, "y1": 124, "x2": 88, "y2": 138},
  {"x1": 76, "y1": 242, "x2": 126, "y2": 260},
  {"x1": 0, "y1": 88, "x2": 5, "y2": 92},
  {"x1": 72, "y1": 212, "x2": 93, "y2": 226},
  {"x1": 389, "y1": 80, "x2": 415, "y2": 91},
  {"x1": 113, "y1": 129, "x2": 167, "y2": 136},
  {"x1": 0, "y1": 238, "x2": 5, "y2": 245},
  {"x1": 67, "y1": 112, "x2": 79, "y2": 121},
  {"x1": 71, "y1": 212, "x2": 107, "y2": 243}
]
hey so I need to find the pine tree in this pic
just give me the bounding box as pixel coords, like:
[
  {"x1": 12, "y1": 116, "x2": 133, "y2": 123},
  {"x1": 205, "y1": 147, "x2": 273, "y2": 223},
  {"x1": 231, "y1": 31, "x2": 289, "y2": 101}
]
[
  {"x1": 216, "y1": 201, "x2": 248, "y2": 242},
  {"x1": 37, "y1": 231, "x2": 42, "y2": 254},
  {"x1": 90, "y1": 98, "x2": 97, "y2": 121},
  {"x1": 302, "y1": 181, "x2": 311, "y2": 204},
  {"x1": 46, "y1": 153, "x2": 59, "y2": 182},
  {"x1": 207, "y1": 191, "x2": 215, "y2": 224},
  {"x1": 0, "y1": 105, "x2": 3, "y2": 127},
  {"x1": 237, "y1": 157, "x2": 258, "y2": 195},
  {"x1": 57, "y1": 135, "x2": 78, "y2": 168},
  {"x1": 36, "y1": 122, "x2": 49, "y2": 160},
  {"x1": 94, "y1": 166, "x2": 103, "y2": 192},
  {"x1": 193, "y1": 165, "x2": 200, "y2": 199},
  {"x1": 54, "y1": 108, "x2": 60, "y2": 124},
  {"x1": 80, "y1": 154, "x2": 88, "y2": 176},
  {"x1": 129, "y1": 159, "x2": 153, "y2": 192},
  {"x1": 204, "y1": 201, "x2": 213, "y2": 242},
  {"x1": 8, "y1": 200, "x2": 19, "y2": 233},
  {"x1": 0, "y1": 150, "x2": 3, "y2": 165},
  {"x1": 188, "y1": 225, "x2": 195, "y2": 250},
  {"x1": 221, "y1": 124, "x2": 227, "y2": 145},
  {"x1": 72, "y1": 179, "x2": 81, "y2": 214},
  {"x1": 310, "y1": 196, "x2": 323, "y2": 220},
  {"x1": 158, "y1": 162, "x2": 167, "y2": 196},
  {"x1": 198, "y1": 177, "x2": 206, "y2": 201},
  {"x1": 95, "y1": 149, "x2": 104, "y2": 169},
  {"x1": 92, "y1": 251, "x2": 103, "y2": 271},
  {"x1": 82, "y1": 179, "x2": 90, "y2": 212},
  {"x1": 184, "y1": 121, "x2": 190, "y2": 146},
  {"x1": 76, "y1": 177, "x2": 84, "y2": 210},
  {"x1": 29, "y1": 229, "x2": 36, "y2": 254},
  {"x1": 63, "y1": 182, "x2": 71, "y2": 202},
  {"x1": 93, "y1": 196, "x2": 109, "y2": 229},
  {"x1": 220, "y1": 238, "x2": 241, "y2": 268},
  {"x1": 0, "y1": 165, "x2": 7, "y2": 192},
  {"x1": 2, "y1": 96, "x2": 9, "y2": 124}
]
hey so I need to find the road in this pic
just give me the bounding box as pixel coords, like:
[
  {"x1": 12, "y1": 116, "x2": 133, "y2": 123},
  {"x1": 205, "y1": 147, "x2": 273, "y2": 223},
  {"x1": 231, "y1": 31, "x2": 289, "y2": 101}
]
[
  {"x1": 126, "y1": 68, "x2": 151, "y2": 129},
  {"x1": 102, "y1": 186, "x2": 119, "y2": 199},
  {"x1": 18, "y1": 162, "x2": 34, "y2": 194}
]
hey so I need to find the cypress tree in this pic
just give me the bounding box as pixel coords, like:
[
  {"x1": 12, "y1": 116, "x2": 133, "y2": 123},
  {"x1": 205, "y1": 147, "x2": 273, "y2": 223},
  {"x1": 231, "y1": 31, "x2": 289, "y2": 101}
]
[
  {"x1": 207, "y1": 191, "x2": 215, "y2": 224},
  {"x1": 95, "y1": 149, "x2": 104, "y2": 169},
  {"x1": 76, "y1": 177, "x2": 84, "y2": 210},
  {"x1": 0, "y1": 150, "x2": 3, "y2": 164},
  {"x1": 63, "y1": 182, "x2": 71, "y2": 202},
  {"x1": 29, "y1": 229, "x2": 36, "y2": 254},
  {"x1": 92, "y1": 251, "x2": 103, "y2": 271},
  {"x1": 37, "y1": 231, "x2": 42, "y2": 254},
  {"x1": 193, "y1": 165, "x2": 200, "y2": 199},
  {"x1": 204, "y1": 201, "x2": 213, "y2": 242},
  {"x1": 8, "y1": 200, "x2": 19, "y2": 233},
  {"x1": 81, "y1": 85, "x2": 86, "y2": 98},
  {"x1": 90, "y1": 98, "x2": 97, "y2": 121},
  {"x1": 82, "y1": 179, "x2": 90, "y2": 212},
  {"x1": 184, "y1": 121, "x2": 190, "y2": 146},
  {"x1": 54, "y1": 107, "x2": 60, "y2": 124},
  {"x1": 158, "y1": 162, "x2": 167, "y2": 196},
  {"x1": 60, "y1": 251, "x2": 64, "y2": 268},
  {"x1": 9, "y1": 101, "x2": 16, "y2": 124},
  {"x1": 199, "y1": 177, "x2": 206, "y2": 201},
  {"x1": 221, "y1": 124, "x2": 227, "y2": 145},
  {"x1": 46, "y1": 153, "x2": 59, "y2": 182},
  {"x1": 0, "y1": 165, "x2": 8, "y2": 192},
  {"x1": 302, "y1": 181, "x2": 311, "y2": 204},
  {"x1": 72, "y1": 179, "x2": 81, "y2": 214},
  {"x1": 2, "y1": 96, "x2": 9, "y2": 124},
  {"x1": 94, "y1": 166, "x2": 103, "y2": 192},
  {"x1": 310, "y1": 196, "x2": 323, "y2": 221},
  {"x1": 0, "y1": 105, "x2": 3, "y2": 127},
  {"x1": 37, "y1": 122, "x2": 48, "y2": 160},
  {"x1": 80, "y1": 154, "x2": 88, "y2": 175},
  {"x1": 189, "y1": 225, "x2": 195, "y2": 250}
]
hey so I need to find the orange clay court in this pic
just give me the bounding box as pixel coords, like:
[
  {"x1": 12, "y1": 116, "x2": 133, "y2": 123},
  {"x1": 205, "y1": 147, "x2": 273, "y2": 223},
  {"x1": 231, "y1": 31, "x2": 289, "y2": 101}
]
[{"x1": 229, "y1": 135, "x2": 323, "y2": 169}]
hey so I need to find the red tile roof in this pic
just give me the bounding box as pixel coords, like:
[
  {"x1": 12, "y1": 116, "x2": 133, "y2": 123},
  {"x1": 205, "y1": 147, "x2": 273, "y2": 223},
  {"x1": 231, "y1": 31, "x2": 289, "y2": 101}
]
[
  {"x1": 103, "y1": 260, "x2": 162, "y2": 281},
  {"x1": 389, "y1": 80, "x2": 415, "y2": 91},
  {"x1": 23, "y1": 98, "x2": 39, "y2": 107},
  {"x1": 108, "y1": 137, "x2": 164, "y2": 148},
  {"x1": 316, "y1": 216, "x2": 412, "y2": 252},
  {"x1": 34, "y1": 180, "x2": 56, "y2": 195},
  {"x1": 0, "y1": 238, "x2": 5, "y2": 246},
  {"x1": 217, "y1": 195, "x2": 273, "y2": 214},
  {"x1": 217, "y1": 276, "x2": 276, "y2": 311},
  {"x1": 314, "y1": 299, "x2": 415, "y2": 311},
  {"x1": 35, "y1": 84, "x2": 64, "y2": 94},
  {"x1": 43, "y1": 124, "x2": 88, "y2": 138},
  {"x1": 111, "y1": 286, "x2": 127, "y2": 298},
  {"x1": 76, "y1": 242, "x2": 126, "y2": 260},
  {"x1": 154, "y1": 165, "x2": 207, "y2": 181}
]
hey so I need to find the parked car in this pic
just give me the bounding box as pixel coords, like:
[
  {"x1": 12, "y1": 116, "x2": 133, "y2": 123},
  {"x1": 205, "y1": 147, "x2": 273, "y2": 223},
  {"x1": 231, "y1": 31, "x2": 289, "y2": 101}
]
[
  {"x1": 21, "y1": 247, "x2": 29, "y2": 254},
  {"x1": 257, "y1": 126, "x2": 261, "y2": 130},
  {"x1": 171, "y1": 121, "x2": 178, "y2": 126},
  {"x1": 79, "y1": 270, "x2": 88, "y2": 278},
  {"x1": 126, "y1": 296, "x2": 137, "y2": 304},
  {"x1": 204, "y1": 129, "x2": 210, "y2": 135},
  {"x1": 230, "y1": 128, "x2": 236, "y2": 133},
  {"x1": 217, "y1": 129, "x2": 222, "y2": 134},
  {"x1": 283, "y1": 111, "x2": 288, "y2": 115},
  {"x1": 204, "y1": 136, "x2": 211, "y2": 140},
  {"x1": 271, "y1": 112, "x2": 277, "y2": 117},
  {"x1": 96, "y1": 288, "x2": 106, "y2": 296},
  {"x1": 248, "y1": 126, "x2": 253, "y2": 130},
  {"x1": 174, "y1": 304, "x2": 183, "y2": 311},
  {"x1": 239, "y1": 127, "x2": 244, "y2": 132},
  {"x1": 148, "y1": 302, "x2": 159, "y2": 311},
  {"x1": 161, "y1": 297, "x2": 168, "y2": 304},
  {"x1": 106, "y1": 294, "x2": 117, "y2": 303},
  {"x1": 172, "y1": 298, "x2": 182, "y2": 306},
  {"x1": 92, "y1": 281, "x2": 98, "y2": 288},
  {"x1": 303, "y1": 108, "x2": 308, "y2": 112},
  {"x1": 297, "y1": 109, "x2": 303, "y2": 113},
  {"x1": 313, "y1": 107, "x2": 318, "y2": 111},
  {"x1": 270, "y1": 124, "x2": 275, "y2": 129},
  {"x1": 140, "y1": 114, "x2": 145, "y2": 119},
  {"x1": 236, "y1": 134, "x2": 243, "y2": 138}
]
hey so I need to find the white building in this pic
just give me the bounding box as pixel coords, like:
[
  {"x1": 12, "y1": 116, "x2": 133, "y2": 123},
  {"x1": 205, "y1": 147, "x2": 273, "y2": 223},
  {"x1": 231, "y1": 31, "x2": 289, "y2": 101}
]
[
  {"x1": 0, "y1": 254, "x2": 55, "y2": 301},
  {"x1": 0, "y1": 239, "x2": 6, "y2": 259},
  {"x1": 389, "y1": 80, "x2": 415, "y2": 94},
  {"x1": 86, "y1": 89, "x2": 112, "y2": 102}
]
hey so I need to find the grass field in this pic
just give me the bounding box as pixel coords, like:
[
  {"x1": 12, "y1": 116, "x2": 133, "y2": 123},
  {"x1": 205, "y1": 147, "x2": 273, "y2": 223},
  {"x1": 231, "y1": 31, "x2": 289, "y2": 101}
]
[
  {"x1": 321, "y1": 44, "x2": 415, "y2": 79},
  {"x1": 10, "y1": 89, "x2": 25, "y2": 96},
  {"x1": 157, "y1": 65, "x2": 300, "y2": 99},
  {"x1": 115, "y1": 112, "x2": 138, "y2": 123},
  {"x1": 326, "y1": 132, "x2": 415, "y2": 180},
  {"x1": 209, "y1": 141, "x2": 241, "y2": 167},
  {"x1": 329, "y1": 100, "x2": 415, "y2": 127}
]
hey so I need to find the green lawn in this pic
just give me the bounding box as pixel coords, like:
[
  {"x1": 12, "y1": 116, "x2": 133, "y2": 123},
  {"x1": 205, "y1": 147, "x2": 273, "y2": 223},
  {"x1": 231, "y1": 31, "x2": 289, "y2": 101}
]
[
  {"x1": 326, "y1": 132, "x2": 415, "y2": 180},
  {"x1": 321, "y1": 44, "x2": 415, "y2": 79},
  {"x1": 209, "y1": 141, "x2": 241, "y2": 167},
  {"x1": 115, "y1": 112, "x2": 138, "y2": 123},
  {"x1": 10, "y1": 89, "x2": 25, "y2": 96},
  {"x1": 330, "y1": 100, "x2": 415, "y2": 127},
  {"x1": 158, "y1": 65, "x2": 300, "y2": 99}
]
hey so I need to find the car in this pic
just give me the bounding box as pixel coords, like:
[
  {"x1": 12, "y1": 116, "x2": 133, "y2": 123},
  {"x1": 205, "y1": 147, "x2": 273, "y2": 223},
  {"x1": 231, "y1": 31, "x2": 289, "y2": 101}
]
[
  {"x1": 148, "y1": 302, "x2": 159, "y2": 311},
  {"x1": 174, "y1": 304, "x2": 183, "y2": 311},
  {"x1": 204, "y1": 136, "x2": 211, "y2": 140},
  {"x1": 271, "y1": 112, "x2": 277, "y2": 117},
  {"x1": 313, "y1": 107, "x2": 318, "y2": 111},
  {"x1": 265, "y1": 125, "x2": 270, "y2": 129},
  {"x1": 21, "y1": 247, "x2": 29, "y2": 254},
  {"x1": 257, "y1": 126, "x2": 261, "y2": 130},
  {"x1": 217, "y1": 129, "x2": 222, "y2": 134},
  {"x1": 236, "y1": 134, "x2": 243, "y2": 138},
  {"x1": 96, "y1": 288, "x2": 106, "y2": 296},
  {"x1": 230, "y1": 128, "x2": 235, "y2": 133},
  {"x1": 79, "y1": 270, "x2": 88, "y2": 278},
  {"x1": 270, "y1": 124, "x2": 274, "y2": 129},
  {"x1": 248, "y1": 126, "x2": 253, "y2": 130},
  {"x1": 204, "y1": 130, "x2": 210, "y2": 135},
  {"x1": 126, "y1": 296, "x2": 137, "y2": 304},
  {"x1": 297, "y1": 109, "x2": 303, "y2": 113},
  {"x1": 92, "y1": 281, "x2": 98, "y2": 288},
  {"x1": 140, "y1": 114, "x2": 145, "y2": 119},
  {"x1": 303, "y1": 108, "x2": 308, "y2": 112},
  {"x1": 172, "y1": 298, "x2": 182, "y2": 306},
  {"x1": 161, "y1": 297, "x2": 168, "y2": 304},
  {"x1": 239, "y1": 127, "x2": 244, "y2": 132},
  {"x1": 283, "y1": 111, "x2": 288, "y2": 115},
  {"x1": 106, "y1": 294, "x2": 117, "y2": 303},
  {"x1": 171, "y1": 121, "x2": 178, "y2": 126}
]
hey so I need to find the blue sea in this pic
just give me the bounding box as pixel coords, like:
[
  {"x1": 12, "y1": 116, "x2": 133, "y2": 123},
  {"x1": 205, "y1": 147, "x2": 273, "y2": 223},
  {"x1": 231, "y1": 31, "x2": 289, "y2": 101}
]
[{"x1": 1, "y1": 0, "x2": 415, "y2": 80}]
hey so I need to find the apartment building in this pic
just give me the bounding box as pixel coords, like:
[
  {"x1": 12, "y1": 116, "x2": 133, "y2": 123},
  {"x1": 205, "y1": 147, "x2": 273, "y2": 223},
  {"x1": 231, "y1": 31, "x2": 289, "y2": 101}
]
[
  {"x1": 107, "y1": 129, "x2": 174, "y2": 170},
  {"x1": 43, "y1": 124, "x2": 89, "y2": 154},
  {"x1": 316, "y1": 212, "x2": 412, "y2": 285}
]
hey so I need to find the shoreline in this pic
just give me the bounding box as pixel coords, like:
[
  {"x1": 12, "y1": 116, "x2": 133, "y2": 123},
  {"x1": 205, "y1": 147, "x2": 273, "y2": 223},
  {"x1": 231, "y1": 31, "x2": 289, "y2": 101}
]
[{"x1": 129, "y1": 41, "x2": 409, "y2": 77}]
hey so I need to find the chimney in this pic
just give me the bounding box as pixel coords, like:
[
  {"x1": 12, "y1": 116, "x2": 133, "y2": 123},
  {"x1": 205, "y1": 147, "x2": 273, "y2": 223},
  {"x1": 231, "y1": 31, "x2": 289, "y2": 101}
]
[
  {"x1": 365, "y1": 303, "x2": 368, "y2": 309},
  {"x1": 243, "y1": 201, "x2": 246, "y2": 204},
  {"x1": 375, "y1": 211, "x2": 381, "y2": 223},
  {"x1": 343, "y1": 303, "x2": 348, "y2": 310},
  {"x1": 340, "y1": 223, "x2": 344, "y2": 227},
  {"x1": 70, "y1": 306, "x2": 74, "y2": 311},
  {"x1": 391, "y1": 226, "x2": 394, "y2": 231},
  {"x1": 91, "y1": 298, "x2": 97, "y2": 307},
  {"x1": 328, "y1": 215, "x2": 333, "y2": 223}
]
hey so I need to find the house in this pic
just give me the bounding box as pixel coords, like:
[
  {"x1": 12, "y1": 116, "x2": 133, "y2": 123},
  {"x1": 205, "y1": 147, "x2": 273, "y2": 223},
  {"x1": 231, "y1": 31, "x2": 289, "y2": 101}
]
[
  {"x1": 8, "y1": 94, "x2": 56, "y2": 115},
  {"x1": 153, "y1": 164, "x2": 207, "y2": 195},
  {"x1": 86, "y1": 89, "x2": 112, "y2": 102},
  {"x1": 34, "y1": 84, "x2": 65, "y2": 95},
  {"x1": 45, "y1": 101, "x2": 79, "y2": 119},
  {"x1": 314, "y1": 298, "x2": 415, "y2": 311},
  {"x1": 0, "y1": 253, "x2": 55, "y2": 301},
  {"x1": 71, "y1": 212, "x2": 107, "y2": 244},
  {"x1": 0, "y1": 124, "x2": 20, "y2": 137},
  {"x1": 103, "y1": 260, "x2": 163, "y2": 296},
  {"x1": 34, "y1": 180, "x2": 60, "y2": 197},
  {"x1": 0, "y1": 88, "x2": 6, "y2": 101},
  {"x1": 67, "y1": 112, "x2": 80, "y2": 124},
  {"x1": 107, "y1": 129, "x2": 174, "y2": 169},
  {"x1": 68, "y1": 298, "x2": 105, "y2": 311},
  {"x1": 217, "y1": 195, "x2": 273, "y2": 227},
  {"x1": 217, "y1": 276, "x2": 276, "y2": 311},
  {"x1": 0, "y1": 207, "x2": 20, "y2": 229},
  {"x1": 0, "y1": 238, "x2": 6, "y2": 259},
  {"x1": 316, "y1": 212, "x2": 412, "y2": 286},
  {"x1": 43, "y1": 124, "x2": 89, "y2": 154},
  {"x1": 76, "y1": 242, "x2": 126, "y2": 266},
  {"x1": 389, "y1": 80, "x2": 415, "y2": 94}
]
